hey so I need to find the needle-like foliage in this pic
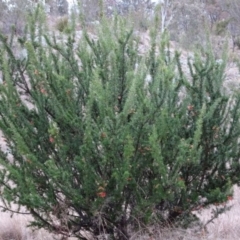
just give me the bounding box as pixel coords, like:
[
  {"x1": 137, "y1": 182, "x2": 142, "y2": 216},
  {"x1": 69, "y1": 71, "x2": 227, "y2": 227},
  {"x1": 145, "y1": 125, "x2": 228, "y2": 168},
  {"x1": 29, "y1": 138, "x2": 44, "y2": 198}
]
[{"x1": 0, "y1": 7, "x2": 240, "y2": 240}]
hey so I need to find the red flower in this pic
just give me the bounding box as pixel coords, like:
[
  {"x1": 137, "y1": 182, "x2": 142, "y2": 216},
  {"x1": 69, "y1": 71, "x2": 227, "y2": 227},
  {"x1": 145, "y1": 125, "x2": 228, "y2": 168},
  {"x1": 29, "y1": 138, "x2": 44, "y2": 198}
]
[
  {"x1": 187, "y1": 105, "x2": 194, "y2": 111},
  {"x1": 40, "y1": 88, "x2": 47, "y2": 94},
  {"x1": 97, "y1": 191, "x2": 106, "y2": 198}
]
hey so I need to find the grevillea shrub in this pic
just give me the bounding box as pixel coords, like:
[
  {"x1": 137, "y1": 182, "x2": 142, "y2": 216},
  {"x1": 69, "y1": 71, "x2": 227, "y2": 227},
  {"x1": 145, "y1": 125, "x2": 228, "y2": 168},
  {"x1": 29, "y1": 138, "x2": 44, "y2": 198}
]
[{"x1": 0, "y1": 7, "x2": 240, "y2": 240}]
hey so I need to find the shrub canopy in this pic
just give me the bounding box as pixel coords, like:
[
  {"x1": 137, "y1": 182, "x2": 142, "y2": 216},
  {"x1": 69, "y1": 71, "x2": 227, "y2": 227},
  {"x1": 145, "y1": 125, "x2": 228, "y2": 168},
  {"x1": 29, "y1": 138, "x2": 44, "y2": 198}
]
[{"x1": 0, "y1": 8, "x2": 240, "y2": 240}]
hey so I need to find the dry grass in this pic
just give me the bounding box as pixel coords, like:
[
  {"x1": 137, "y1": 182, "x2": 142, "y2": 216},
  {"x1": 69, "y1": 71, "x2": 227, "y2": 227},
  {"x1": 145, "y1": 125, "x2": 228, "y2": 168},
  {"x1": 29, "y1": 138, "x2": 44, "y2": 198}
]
[
  {"x1": 151, "y1": 185, "x2": 240, "y2": 240},
  {"x1": 196, "y1": 186, "x2": 240, "y2": 240},
  {"x1": 0, "y1": 212, "x2": 57, "y2": 240},
  {"x1": 0, "y1": 186, "x2": 240, "y2": 240}
]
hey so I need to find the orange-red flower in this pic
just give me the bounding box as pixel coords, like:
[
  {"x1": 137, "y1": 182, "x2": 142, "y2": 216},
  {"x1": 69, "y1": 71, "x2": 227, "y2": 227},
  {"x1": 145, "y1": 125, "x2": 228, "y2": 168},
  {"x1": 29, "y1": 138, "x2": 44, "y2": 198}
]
[
  {"x1": 97, "y1": 186, "x2": 106, "y2": 198},
  {"x1": 40, "y1": 88, "x2": 47, "y2": 94},
  {"x1": 97, "y1": 191, "x2": 106, "y2": 198},
  {"x1": 187, "y1": 105, "x2": 194, "y2": 111}
]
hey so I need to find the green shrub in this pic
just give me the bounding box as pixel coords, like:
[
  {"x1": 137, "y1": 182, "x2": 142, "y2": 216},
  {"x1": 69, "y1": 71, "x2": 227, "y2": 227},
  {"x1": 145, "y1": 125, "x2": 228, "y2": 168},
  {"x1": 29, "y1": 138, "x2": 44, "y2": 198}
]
[
  {"x1": 0, "y1": 8, "x2": 240, "y2": 240},
  {"x1": 215, "y1": 19, "x2": 230, "y2": 36},
  {"x1": 55, "y1": 16, "x2": 69, "y2": 32}
]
